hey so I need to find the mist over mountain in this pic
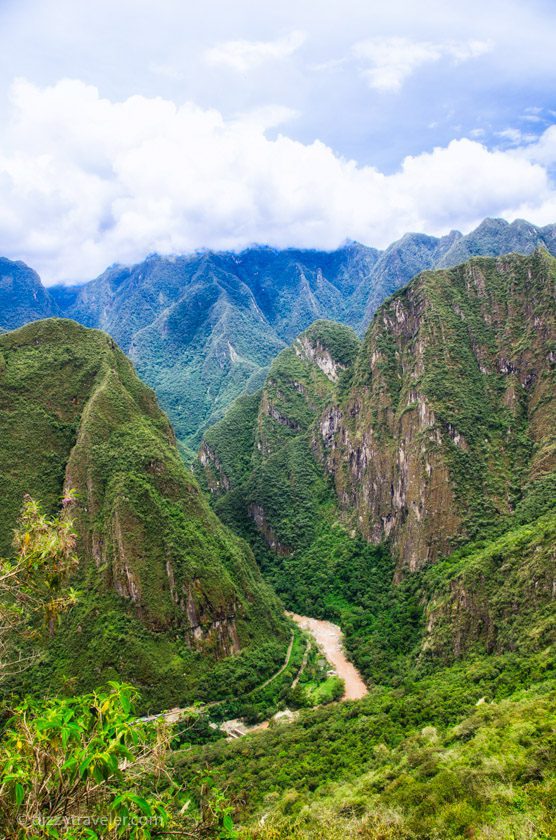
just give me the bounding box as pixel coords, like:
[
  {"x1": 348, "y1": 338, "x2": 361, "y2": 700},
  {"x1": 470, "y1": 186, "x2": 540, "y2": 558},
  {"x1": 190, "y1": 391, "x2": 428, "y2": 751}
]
[{"x1": 3, "y1": 217, "x2": 555, "y2": 455}]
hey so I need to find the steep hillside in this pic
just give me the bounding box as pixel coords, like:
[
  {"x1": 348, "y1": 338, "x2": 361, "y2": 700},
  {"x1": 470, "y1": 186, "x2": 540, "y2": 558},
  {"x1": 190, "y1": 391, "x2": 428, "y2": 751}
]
[
  {"x1": 323, "y1": 249, "x2": 555, "y2": 574},
  {"x1": 0, "y1": 257, "x2": 59, "y2": 330},
  {"x1": 0, "y1": 319, "x2": 287, "y2": 709},
  {"x1": 48, "y1": 246, "x2": 378, "y2": 453},
  {"x1": 199, "y1": 252, "x2": 555, "y2": 685},
  {"x1": 177, "y1": 662, "x2": 556, "y2": 839},
  {"x1": 197, "y1": 321, "x2": 422, "y2": 683}
]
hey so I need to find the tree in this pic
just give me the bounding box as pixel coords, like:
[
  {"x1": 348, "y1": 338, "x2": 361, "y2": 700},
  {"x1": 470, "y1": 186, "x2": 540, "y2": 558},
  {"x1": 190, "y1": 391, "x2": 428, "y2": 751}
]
[
  {"x1": 0, "y1": 682, "x2": 172, "y2": 838},
  {"x1": 0, "y1": 493, "x2": 78, "y2": 681}
]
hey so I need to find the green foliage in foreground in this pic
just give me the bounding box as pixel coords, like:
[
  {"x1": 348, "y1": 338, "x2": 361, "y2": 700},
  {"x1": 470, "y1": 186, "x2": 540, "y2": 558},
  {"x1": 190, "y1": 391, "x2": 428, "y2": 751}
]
[
  {"x1": 175, "y1": 660, "x2": 556, "y2": 839},
  {"x1": 0, "y1": 683, "x2": 173, "y2": 838},
  {"x1": 0, "y1": 682, "x2": 243, "y2": 839},
  {"x1": 241, "y1": 682, "x2": 556, "y2": 839},
  {"x1": 0, "y1": 495, "x2": 78, "y2": 684}
]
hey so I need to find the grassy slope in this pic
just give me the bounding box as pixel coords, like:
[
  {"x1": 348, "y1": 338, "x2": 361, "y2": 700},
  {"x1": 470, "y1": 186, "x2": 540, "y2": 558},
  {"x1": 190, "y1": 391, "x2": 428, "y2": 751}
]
[
  {"x1": 0, "y1": 319, "x2": 287, "y2": 711},
  {"x1": 175, "y1": 512, "x2": 555, "y2": 837}
]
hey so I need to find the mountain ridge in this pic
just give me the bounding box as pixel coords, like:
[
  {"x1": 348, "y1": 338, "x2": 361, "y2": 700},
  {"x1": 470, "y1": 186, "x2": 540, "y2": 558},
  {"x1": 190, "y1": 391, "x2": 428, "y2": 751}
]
[
  {"x1": 3, "y1": 216, "x2": 556, "y2": 452},
  {"x1": 197, "y1": 249, "x2": 555, "y2": 684},
  {"x1": 0, "y1": 318, "x2": 287, "y2": 709}
]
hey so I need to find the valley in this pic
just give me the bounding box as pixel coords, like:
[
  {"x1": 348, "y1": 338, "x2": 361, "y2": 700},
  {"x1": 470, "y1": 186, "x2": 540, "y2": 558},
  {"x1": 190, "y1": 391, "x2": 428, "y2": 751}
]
[
  {"x1": 1, "y1": 1, "x2": 556, "y2": 834},
  {"x1": 0, "y1": 239, "x2": 554, "y2": 838}
]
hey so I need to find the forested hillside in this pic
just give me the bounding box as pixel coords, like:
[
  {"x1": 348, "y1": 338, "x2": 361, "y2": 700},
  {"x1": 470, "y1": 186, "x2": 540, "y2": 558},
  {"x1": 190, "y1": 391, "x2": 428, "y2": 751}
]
[
  {"x1": 198, "y1": 250, "x2": 555, "y2": 684},
  {"x1": 0, "y1": 319, "x2": 287, "y2": 710},
  {"x1": 188, "y1": 249, "x2": 556, "y2": 837}
]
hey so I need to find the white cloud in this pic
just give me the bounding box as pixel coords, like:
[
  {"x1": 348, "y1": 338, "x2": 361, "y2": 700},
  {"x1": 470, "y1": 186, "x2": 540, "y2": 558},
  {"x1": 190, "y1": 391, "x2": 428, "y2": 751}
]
[
  {"x1": 352, "y1": 37, "x2": 492, "y2": 92},
  {"x1": 204, "y1": 30, "x2": 305, "y2": 73},
  {"x1": 497, "y1": 128, "x2": 523, "y2": 144},
  {"x1": 148, "y1": 61, "x2": 184, "y2": 80},
  {"x1": 519, "y1": 124, "x2": 556, "y2": 166},
  {"x1": 0, "y1": 79, "x2": 555, "y2": 283}
]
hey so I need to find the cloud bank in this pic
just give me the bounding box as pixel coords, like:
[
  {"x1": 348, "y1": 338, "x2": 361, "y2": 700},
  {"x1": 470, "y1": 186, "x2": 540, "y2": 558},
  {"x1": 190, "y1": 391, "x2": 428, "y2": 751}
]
[{"x1": 1, "y1": 78, "x2": 556, "y2": 283}]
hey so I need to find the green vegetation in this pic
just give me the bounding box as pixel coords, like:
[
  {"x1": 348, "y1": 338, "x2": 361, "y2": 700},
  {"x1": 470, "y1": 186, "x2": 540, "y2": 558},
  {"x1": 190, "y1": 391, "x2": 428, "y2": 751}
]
[
  {"x1": 1, "y1": 246, "x2": 554, "y2": 838},
  {"x1": 208, "y1": 627, "x2": 343, "y2": 724},
  {"x1": 0, "y1": 683, "x2": 173, "y2": 838},
  {"x1": 341, "y1": 250, "x2": 556, "y2": 569},
  {"x1": 0, "y1": 495, "x2": 78, "y2": 683},
  {"x1": 198, "y1": 322, "x2": 424, "y2": 684},
  {"x1": 0, "y1": 319, "x2": 287, "y2": 710},
  {"x1": 175, "y1": 654, "x2": 556, "y2": 838},
  {"x1": 189, "y1": 254, "x2": 555, "y2": 837}
]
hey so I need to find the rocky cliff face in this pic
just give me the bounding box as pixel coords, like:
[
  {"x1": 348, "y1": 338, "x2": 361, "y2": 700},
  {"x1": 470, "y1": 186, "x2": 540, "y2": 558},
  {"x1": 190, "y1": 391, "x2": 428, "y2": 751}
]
[{"x1": 320, "y1": 250, "x2": 555, "y2": 575}]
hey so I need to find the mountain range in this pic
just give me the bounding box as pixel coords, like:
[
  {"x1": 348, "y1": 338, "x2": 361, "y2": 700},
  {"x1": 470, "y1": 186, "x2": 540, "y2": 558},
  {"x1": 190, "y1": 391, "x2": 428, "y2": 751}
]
[
  {"x1": 2, "y1": 216, "x2": 556, "y2": 455},
  {"x1": 198, "y1": 249, "x2": 555, "y2": 682},
  {"x1": 0, "y1": 238, "x2": 554, "y2": 837},
  {"x1": 186, "y1": 248, "x2": 555, "y2": 837}
]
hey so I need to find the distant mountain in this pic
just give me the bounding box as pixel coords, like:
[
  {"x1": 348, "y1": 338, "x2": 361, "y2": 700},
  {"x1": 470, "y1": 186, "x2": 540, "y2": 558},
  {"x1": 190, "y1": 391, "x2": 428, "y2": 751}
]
[
  {"x1": 0, "y1": 319, "x2": 286, "y2": 709},
  {"x1": 3, "y1": 217, "x2": 555, "y2": 451},
  {"x1": 0, "y1": 257, "x2": 59, "y2": 330},
  {"x1": 47, "y1": 245, "x2": 379, "y2": 453}
]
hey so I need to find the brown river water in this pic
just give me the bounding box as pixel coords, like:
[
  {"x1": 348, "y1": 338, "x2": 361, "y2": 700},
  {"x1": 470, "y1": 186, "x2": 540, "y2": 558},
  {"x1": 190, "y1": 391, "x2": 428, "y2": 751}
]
[{"x1": 288, "y1": 613, "x2": 368, "y2": 701}]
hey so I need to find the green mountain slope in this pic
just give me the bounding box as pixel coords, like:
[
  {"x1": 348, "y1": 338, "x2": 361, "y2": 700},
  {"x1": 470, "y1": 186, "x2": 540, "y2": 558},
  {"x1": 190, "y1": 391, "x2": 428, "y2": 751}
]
[
  {"x1": 177, "y1": 662, "x2": 556, "y2": 839},
  {"x1": 186, "y1": 251, "x2": 556, "y2": 839},
  {"x1": 198, "y1": 251, "x2": 555, "y2": 683},
  {"x1": 0, "y1": 319, "x2": 287, "y2": 710},
  {"x1": 323, "y1": 249, "x2": 555, "y2": 574}
]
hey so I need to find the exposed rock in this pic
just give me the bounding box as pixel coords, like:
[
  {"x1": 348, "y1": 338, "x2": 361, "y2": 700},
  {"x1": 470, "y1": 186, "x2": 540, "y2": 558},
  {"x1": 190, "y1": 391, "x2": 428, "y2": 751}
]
[
  {"x1": 249, "y1": 503, "x2": 292, "y2": 556},
  {"x1": 320, "y1": 251, "x2": 555, "y2": 575},
  {"x1": 294, "y1": 335, "x2": 347, "y2": 382},
  {"x1": 199, "y1": 441, "x2": 231, "y2": 493}
]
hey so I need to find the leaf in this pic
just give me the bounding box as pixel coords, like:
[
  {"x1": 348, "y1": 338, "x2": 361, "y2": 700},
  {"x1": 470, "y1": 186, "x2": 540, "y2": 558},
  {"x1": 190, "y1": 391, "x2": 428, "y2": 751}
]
[
  {"x1": 15, "y1": 782, "x2": 24, "y2": 806},
  {"x1": 78, "y1": 755, "x2": 93, "y2": 777},
  {"x1": 127, "y1": 793, "x2": 153, "y2": 816}
]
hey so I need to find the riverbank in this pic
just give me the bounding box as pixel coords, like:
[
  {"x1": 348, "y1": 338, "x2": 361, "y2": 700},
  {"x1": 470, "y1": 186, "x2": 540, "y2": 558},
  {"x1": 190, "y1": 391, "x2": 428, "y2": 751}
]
[{"x1": 288, "y1": 613, "x2": 368, "y2": 701}]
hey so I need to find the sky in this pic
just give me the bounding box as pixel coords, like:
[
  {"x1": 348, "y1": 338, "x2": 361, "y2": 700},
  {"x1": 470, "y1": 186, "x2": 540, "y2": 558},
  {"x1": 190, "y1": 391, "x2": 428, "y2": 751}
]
[{"x1": 1, "y1": 0, "x2": 556, "y2": 283}]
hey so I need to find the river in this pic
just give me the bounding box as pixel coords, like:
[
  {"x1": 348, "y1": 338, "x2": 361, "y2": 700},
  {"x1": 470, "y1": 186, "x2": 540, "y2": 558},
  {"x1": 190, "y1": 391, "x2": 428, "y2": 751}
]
[{"x1": 288, "y1": 613, "x2": 368, "y2": 701}]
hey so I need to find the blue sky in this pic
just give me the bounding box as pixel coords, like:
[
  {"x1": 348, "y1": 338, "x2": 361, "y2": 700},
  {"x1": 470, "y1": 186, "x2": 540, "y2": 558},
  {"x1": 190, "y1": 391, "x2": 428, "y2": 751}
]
[{"x1": 1, "y1": 0, "x2": 556, "y2": 281}]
